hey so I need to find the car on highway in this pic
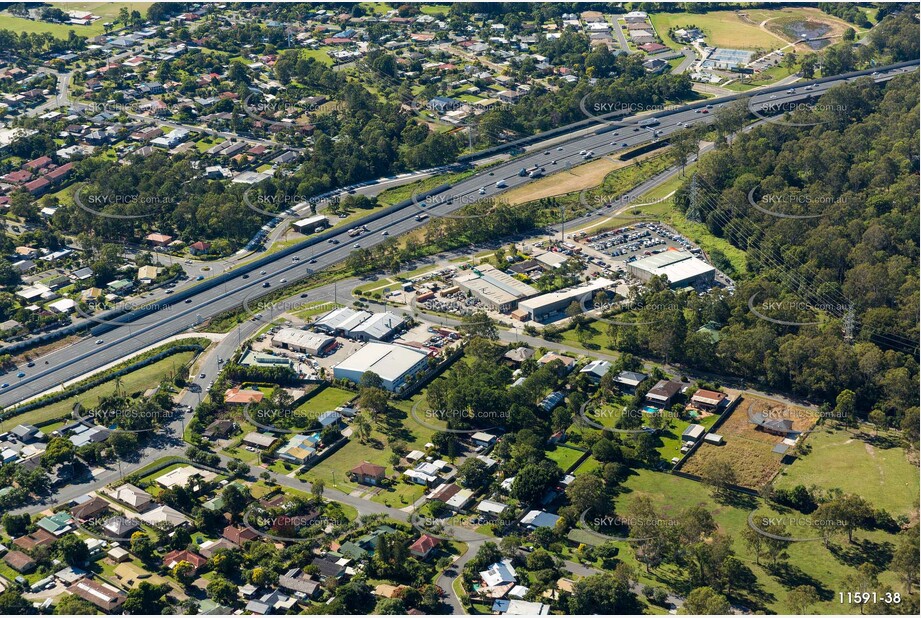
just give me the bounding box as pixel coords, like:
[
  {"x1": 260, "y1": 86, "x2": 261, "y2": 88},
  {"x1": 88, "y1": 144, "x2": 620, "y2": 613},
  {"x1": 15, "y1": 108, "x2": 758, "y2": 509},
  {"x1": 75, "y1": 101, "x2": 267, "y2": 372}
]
[
  {"x1": 495, "y1": 180, "x2": 507, "y2": 188},
  {"x1": 26, "y1": 362, "x2": 34, "y2": 367},
  {"x1": 185, "y1": 299, "x2": 193, "y2": 303},
  {"x1": 260, "y1": 270, "x2": 267, "y2": 274},
  {"x1": 518, "y1": 168, "x2": 528, "y2": 177},
  {"x1": 279, "y1": 278, "x2": 287, "y2": 283},
  {"x1": 332, "y1": 239, "x2": 340, "y2": 244},
  {"x1": 292, "y1": 256, "x2": 300, "y2": 261},
  {"x1": 309, "y1": 258, "x2": 317, "y2": 264},
  {"x1": 262, "y1": 282, "x2": 270, "y2": 288},
  {"x1": 242, "y1": 274, "x2": 249, "y2": 279},
  {"x1": 16, "y1": 372, "x2": 24, "y2": 378},
  {"x1": 621, "y1": 142, "x2": 628, "y2": 147},
  {"x1": 165, "y1": 289, "x2": 174, "y2": 294},
  {"x1": 95, "y1": 339, "x2": 104, "y2": 345},
  {"x1": 300, "y1": 293, "x2": 309, "y2": 298},
  {"x1": 353, "y1": 243, "x2": 361, "y2": 249},
  {"x1": 195, "y1": 275, "x2": 204, "y2": 281},
  {"x1": 0, "y1": 384, "x2": 8, "y2": 389},
  {"x1": 579, "y1": 149, "x2": 587, "y2": 155},
  {"x1": 381, "y1": 230, "x2": 389, "y2": 236},
  {"x1": 544, "y1": 151, "x2": 550, "y2": 155},
  {"x1": 556, "y1": 146, "x2": 563, "y2": 151},
  {"x1": 479, "y1": 186, "x2": 486, "y2": 194}
]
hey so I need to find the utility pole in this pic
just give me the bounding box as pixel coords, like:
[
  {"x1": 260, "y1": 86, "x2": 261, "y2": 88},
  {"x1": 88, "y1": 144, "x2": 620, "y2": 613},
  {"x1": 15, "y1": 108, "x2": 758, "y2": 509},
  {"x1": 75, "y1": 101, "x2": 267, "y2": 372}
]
[{"x1": 843, "y1": 303, "x2": 856, "y2": 343}]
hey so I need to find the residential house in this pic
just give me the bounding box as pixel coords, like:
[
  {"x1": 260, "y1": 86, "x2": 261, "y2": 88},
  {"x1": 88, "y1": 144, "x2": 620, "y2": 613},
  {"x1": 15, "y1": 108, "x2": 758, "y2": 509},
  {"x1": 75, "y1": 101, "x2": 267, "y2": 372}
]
[
  {"x1": 645, "y1": 379, "x2": 683, "y2": 408},
  {"x1": 348, "y1": 461, "x2": 386, "y2": 486},
  {"x1": 409, "y1": 534, "x2": 440, "y2": 560}
]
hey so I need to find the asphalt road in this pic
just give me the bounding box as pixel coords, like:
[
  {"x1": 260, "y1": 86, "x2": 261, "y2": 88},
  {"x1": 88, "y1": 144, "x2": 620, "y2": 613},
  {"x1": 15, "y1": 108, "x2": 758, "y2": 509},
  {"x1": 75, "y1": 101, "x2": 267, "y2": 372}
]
[{"x1": 1, "y1": 62, "x2": 916, "y2": 410}]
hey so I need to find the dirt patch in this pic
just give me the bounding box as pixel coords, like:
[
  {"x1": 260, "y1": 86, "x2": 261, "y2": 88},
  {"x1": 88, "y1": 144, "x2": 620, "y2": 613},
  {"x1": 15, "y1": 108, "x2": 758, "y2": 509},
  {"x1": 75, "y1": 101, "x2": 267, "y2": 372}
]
[
  {"x1": 503, "y1": 150, "x2": 663, "y2": 205},
  {"x1": 11, "y1": 334, "x2": 82, "y2": 365},
  {"x1": 680, "y1": 392, "x2": 820, "y2": 490}
]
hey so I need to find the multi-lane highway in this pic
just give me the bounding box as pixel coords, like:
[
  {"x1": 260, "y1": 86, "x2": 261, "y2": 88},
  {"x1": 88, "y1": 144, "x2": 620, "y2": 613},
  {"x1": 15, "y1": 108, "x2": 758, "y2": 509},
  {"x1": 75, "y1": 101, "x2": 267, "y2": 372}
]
[{"x1": 1, "y1": 61, "x2": 916, "y2": 409}]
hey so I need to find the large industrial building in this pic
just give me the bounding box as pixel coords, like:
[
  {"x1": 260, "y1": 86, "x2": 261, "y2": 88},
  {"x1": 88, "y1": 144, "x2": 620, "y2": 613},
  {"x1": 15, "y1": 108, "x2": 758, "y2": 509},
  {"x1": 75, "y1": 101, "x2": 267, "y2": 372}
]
[
  {"x1": 627, "y1": 250, "x2": 715, "y2": 288},
  {"x1": 333, "y1": 342, "x2": 430, "y2": 392},
  {"x1": 271, "y1": 329, "x2": 336, "y2": 355},
  {"x1": 453, "y1": 264, "x2": 538, "y2": 312},
  {"x1": 517, "y1": 277, "x2": 614, "y2": 322},
  {"x1": 313, "y1": 307, "x2": 405, "y2": 341},
  {"x1": 292, "y1": 214, "x2": 329, "y2": 234}
]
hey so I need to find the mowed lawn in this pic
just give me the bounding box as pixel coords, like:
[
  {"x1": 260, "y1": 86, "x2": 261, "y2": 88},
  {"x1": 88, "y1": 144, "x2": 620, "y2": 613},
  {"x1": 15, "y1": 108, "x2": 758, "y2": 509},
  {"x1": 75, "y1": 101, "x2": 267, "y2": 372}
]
[
  {"x1": 546, "y1": 445, "x2": 586, "y2": 473},
  {"x1": 303, "y1": 388, "x2": 444, "y2": 507},
  {"x1": 649, "y1": 10, "x2": 786, "y2": 50},
  {"x1": 613, "y1": 470, "x2": 908, "y2": 614},
  {"x1": 0, "y1": 3, "x2": 152, "y2": 37},
  {"x1": 295, "y1": 385, "x2": 355, "y2": 416},
  {"x1": 774, "y1": 426, "x2": 919, "y2": 517},
  {"x1": 0, "y1": 350, "x2": 198, "y2": 432}
]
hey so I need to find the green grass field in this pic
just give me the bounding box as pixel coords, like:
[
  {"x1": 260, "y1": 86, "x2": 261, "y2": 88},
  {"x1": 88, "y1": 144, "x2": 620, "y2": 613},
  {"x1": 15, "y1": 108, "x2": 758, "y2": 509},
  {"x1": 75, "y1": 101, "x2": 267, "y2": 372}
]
[
  {"x1": 546, "y1": 444, "x2": 586, "y2": 473},
  {"x1": 0, "y1": 350, "x2": 198, "y2": 432},
  {"x1": 649, "y1": 10, "x2": 787, "y2": 50},
  {"x1": 294, "y1": 385, "x2": 355, "y2": 417},
  {"x1": 0, "y1": 3, "x2": 152, "y2": 38},
  {"x1": 774, "y1": 426, "x2": 919, "y2": 517},
  {"x1": 612, "y1": 469, "x2": 909, "y2": 614}
]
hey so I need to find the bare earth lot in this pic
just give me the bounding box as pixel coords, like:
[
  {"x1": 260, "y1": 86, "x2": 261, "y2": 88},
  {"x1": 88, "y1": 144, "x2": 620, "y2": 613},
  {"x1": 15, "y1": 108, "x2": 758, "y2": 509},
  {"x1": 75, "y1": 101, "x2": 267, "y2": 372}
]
[{"x1": 680, "y1": 392, "x2": 819, "y2": 489}]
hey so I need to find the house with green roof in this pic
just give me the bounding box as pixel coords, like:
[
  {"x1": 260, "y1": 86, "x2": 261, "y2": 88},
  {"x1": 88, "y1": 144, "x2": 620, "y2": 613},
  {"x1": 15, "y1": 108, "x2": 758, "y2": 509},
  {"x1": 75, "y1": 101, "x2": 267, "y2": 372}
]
[{"x1": 36, "y1": 512, "x2": 74, "y2": 535}]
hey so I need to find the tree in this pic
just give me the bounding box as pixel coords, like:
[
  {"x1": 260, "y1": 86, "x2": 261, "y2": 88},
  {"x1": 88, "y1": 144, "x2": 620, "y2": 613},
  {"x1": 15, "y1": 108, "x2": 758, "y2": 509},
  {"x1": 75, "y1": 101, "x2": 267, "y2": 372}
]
[
  {"x1": 2, "y1": 513, "x2": 31, "y2": 537},
  {"x1": 460, "y1": 311, "x2": 499, "y2": 340},
  {"x1": 890, "y1": 529, "x2": 920, "y2": 591},
  {"x1": 569, "y1": 572, "x2": 637, "y2": 614},
  {"x1": 54, "y1": 594, "x2": 97, "y2": 614},
  {"x1": 172, "y1": 560, "x2": 196, "y2": 586},
  {"x1": 358, "y1": 386, "x2": 389, "y2": 417},
  {"x1": 122, "y1": 582, "x2": 171, "y2": 614},
  {"x1": 834, "y1": 389, "x2": 858, "y2": 428},
  {"x1": 375, "y1": 598, "x2": 407, "y2": 614},
  {"x1": 42, "y1": 436, "x2": 75, "y2": 467},
  {"x1": 354, "y1": 412, "x2": 372, "y2": 443},
  {"x1": 566, "y1": 474, "x2": 609, "y2": 515},
  {"x1": 0, "y1": 589, "x2": 32, "y2": 614},
  {"x1": 311, "y1": 479, "x2": 325, "y2": 501},
  {"x1": 787, "y1": 585, "x2": 819, "y2": 614},
  {"x1": 206, "y1": 578, "x2": 239, "y2": 606},
  {"x1": 681, "y1": 586, "x2": 730, "y2": 614},
  {"x1": 458, "y1": 458, "x2": 492, "y2": 491},
  {"x1": 222, "y1": 483, "x2": 249, "y2": 521},
  {"x1": 700, "y1": 456, "x2": 738, "y2": 499},
  {"x1": 812, "y1": 494, "x2": 873, "y2": 544},
  {"x1": 55, "y1": 533, "x2": 90, "y2": 567},
  {"x1": 510, "y1": 460, "x2": 562, "y2": 504}
]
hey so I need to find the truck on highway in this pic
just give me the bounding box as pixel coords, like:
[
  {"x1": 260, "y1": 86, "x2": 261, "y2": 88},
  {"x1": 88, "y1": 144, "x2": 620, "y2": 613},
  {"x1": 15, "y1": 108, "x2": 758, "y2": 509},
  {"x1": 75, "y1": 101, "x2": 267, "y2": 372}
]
[{"x1": 638, "y1": 118, "x2": 660, "y2": 127}]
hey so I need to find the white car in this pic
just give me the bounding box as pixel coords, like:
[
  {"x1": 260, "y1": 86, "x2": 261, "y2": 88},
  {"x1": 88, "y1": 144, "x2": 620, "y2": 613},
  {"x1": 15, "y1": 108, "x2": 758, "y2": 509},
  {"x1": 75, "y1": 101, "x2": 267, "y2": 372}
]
[
  {"x1": 279, "y1": 278, "x2": 287, "y2": 283},
  {"x1": 95, "y1": 339, "x2": 104, "y2": 345},
  {"x1": 381, "y1": 230, "x2": 389, "y2": 236},
  {"x1": 353, "y1": 243, "x2": 361, "y2": 249}
]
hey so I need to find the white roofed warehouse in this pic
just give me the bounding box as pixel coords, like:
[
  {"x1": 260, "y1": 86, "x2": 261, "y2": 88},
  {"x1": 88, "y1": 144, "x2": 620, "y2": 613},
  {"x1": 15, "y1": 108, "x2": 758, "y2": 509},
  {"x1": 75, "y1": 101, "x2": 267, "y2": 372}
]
[
  {"x1": 627, "y1": 250, "x2": 715, "y2": 288},
  {"x1": 348, "y1": 312, "x2": 405, "y2": 342},
  {"x1": 453, "y1": 264, "x2": 538, "y2": 312},
  {"x1": 333, "y1": 342, "x2": 430, "y2": 392},
  {"x1": 517, "y1": 278, "x2": 614, "y2": 323},
  {"x1": 271, "y1": 328, "x2": 336, "y2": 355}
]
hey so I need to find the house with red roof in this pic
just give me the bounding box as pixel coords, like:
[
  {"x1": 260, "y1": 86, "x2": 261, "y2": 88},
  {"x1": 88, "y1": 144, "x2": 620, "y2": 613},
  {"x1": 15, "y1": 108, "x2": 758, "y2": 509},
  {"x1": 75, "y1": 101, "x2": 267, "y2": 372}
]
[
  {"x1": 162, "y1": 549, "x2": 207, "y2": 572},
  {"x1": 409, "y1": 534, "x2": 440, "y2": 560}
]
